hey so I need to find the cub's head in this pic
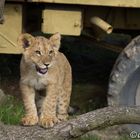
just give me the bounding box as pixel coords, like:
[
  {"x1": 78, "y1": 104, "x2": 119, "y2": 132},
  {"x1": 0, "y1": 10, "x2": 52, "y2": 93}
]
[{"x1": 18, "y1": 33, "x2": 61, "y2": 75}]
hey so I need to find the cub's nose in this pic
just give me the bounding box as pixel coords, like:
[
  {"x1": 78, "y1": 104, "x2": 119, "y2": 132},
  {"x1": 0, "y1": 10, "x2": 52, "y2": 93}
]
[{"x1": 44, "y1": 64, "x2": 49, "y2": 67}]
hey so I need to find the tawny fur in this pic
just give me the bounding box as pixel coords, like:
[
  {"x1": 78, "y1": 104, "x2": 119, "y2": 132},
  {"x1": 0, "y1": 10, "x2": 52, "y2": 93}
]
[{"x1": 18, "y1": 33, "x2": 72, "y2": 128}]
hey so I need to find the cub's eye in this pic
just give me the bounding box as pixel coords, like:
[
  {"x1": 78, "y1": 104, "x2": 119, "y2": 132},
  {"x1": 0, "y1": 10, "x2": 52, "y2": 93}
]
[
  {"x1": 35, "y1": 50, "x2": 41, "y2": 56},
  {"x1": 49, "y1": 50, "x2": 53, "y2": 55}
]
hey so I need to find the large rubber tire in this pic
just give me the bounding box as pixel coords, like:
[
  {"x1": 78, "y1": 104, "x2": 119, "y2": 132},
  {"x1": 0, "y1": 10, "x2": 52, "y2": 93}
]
[{"x1": 108, "y1": 35, "x2": 140, "y2": 131}]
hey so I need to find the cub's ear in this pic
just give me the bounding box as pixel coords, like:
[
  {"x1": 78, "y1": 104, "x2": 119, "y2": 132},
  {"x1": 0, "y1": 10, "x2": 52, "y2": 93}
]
[
  {"x1": 49, "y1": 32, "x2": 61, "y2": 51},
  {"x1": 17, "y1": 33, "x2": 35, "y2": 49}
]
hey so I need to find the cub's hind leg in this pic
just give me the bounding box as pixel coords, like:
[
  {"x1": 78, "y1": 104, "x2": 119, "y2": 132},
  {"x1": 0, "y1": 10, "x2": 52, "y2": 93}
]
[
  {"x1": 57, "y1": 90, "x2": 71, "y2": 121},
  {"x1": 57, "y1": 66, "x2": 72, "y2": 121},
  {"x1": 57, "y1": 86, "x2": 71, "y2": 121},
  {"x1": 57, "y1": 79, "x2": 72, "y2": 121}
]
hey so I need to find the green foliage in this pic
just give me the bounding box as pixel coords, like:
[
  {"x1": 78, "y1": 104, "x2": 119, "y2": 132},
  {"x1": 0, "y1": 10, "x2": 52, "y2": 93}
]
[{"x1": 0, "y1": 95, "x2": 24, "y2": 125}]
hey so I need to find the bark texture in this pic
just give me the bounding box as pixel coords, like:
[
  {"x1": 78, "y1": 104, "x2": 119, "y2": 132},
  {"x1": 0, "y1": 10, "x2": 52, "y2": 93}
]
[{"x1": 0, "y1": 106, "x2": 140, "y2": 140}]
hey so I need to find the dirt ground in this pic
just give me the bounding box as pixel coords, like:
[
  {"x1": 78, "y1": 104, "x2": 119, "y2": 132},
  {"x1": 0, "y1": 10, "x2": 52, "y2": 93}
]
[{"x1": 0, "y1": 33, "x2": 131, "y2": 114}]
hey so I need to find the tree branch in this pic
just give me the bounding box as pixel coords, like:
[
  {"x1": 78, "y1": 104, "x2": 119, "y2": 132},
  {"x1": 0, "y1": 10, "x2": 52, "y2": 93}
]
[{"x1": 0, "y1": 106, "x2": 140, "y2": 140}]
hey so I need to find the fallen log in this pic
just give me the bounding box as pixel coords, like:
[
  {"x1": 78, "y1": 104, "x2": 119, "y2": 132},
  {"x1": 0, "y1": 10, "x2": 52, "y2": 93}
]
[{"x1": 0, "y1": 106, "x2": 140, "y2": 140}]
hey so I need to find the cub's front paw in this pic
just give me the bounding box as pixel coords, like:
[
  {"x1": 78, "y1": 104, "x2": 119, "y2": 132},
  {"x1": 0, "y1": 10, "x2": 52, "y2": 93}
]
[
  {"x1": 21, "y1": 115, "x2": 38, "y2": 126},
  {"x1": 39, "y1": 115, "x2": 59, "y2": 128},
  {"x1": 57, "y1": 114, "x2": 68, "y2": 121}
]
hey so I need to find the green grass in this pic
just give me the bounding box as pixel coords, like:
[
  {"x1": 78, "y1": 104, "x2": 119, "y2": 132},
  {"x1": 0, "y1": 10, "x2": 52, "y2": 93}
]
[{"x1": 0, "y1": 95, "x2": 24, "y2": 125}]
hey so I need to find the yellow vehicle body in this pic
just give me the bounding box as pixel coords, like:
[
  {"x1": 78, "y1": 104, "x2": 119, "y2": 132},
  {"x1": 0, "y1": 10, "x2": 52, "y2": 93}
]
[
  {"x1": 31, "y1": 0, "x2": 140, "y2": 8},
  {"x1": 1, "y1": 0, "x2": 140, "y2": 54}
]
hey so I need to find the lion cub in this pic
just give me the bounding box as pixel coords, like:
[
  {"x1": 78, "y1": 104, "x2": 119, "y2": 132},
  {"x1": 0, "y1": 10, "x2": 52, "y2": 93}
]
[{"x1": 18, "y1": 33, "x2": 72, "y2": 128}]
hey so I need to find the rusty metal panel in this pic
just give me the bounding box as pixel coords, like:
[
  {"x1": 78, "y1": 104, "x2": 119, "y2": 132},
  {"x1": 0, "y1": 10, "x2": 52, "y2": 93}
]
[
  {"x1": 42, "y1": 8, "x2": 82, "y2": 35},
  {"x1": 28, "y1": 0, "x2": 140, "y2": 8},
  {"x1": 0, "y1": 4, "x2": 22, "y2": 54}
]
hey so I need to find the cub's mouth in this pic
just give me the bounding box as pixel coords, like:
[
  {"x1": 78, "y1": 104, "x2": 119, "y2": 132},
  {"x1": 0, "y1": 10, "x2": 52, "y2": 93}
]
[{"x1": 35, "y1": 65, "x2": 48, "y2": 74}]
